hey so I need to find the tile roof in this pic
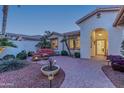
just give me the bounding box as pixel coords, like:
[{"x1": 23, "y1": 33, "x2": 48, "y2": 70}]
[{"x1": 63, "y1": 30, "x2": 80, "y2": 36}]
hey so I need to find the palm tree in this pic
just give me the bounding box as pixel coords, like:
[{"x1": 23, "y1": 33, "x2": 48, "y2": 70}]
[
  {"x1": 1, "y1": 5, "x2": 20, "y2": 36},
  {"x1": 0, "y1": 5, "x2": 19, "y2": 48},
  {"x1": 61, "y1": 35, "x2": 71, "y2": 56},
  {"x1": 35, "y1": 31, "x2": 51, "y2": 49},
  {"x1": 1, "y1": 5, "x2": 9, "y2": 36}
]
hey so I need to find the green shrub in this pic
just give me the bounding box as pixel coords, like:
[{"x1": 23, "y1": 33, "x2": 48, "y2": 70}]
[
  {"x1": 28, "y1": 51, "x2": 34, "y2": 57},
  {"x1": 74, "y1": 52, "x2": 80, "y2": 58},
  {"x1": 61, "y1": 50, "x2": 68, "y2": 56},
  {"x1": 16, "y1": 50, "x2": 27, "y2": 60},
  {"x1": 2, "y1": 54, "x2": 15, "y2": 60},
  {"x1": 0, "y1": 60, "x2": 28, "y2": 73},
  {"x1": 121, "y1": 40, "x2": 124, "y2": 56}
]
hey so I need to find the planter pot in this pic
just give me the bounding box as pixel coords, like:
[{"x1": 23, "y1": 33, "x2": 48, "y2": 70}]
[{"x1": 41, "y1": 64, "x2": 60, "y2": 76}]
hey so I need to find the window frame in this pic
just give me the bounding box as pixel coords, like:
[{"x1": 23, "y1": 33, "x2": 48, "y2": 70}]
[
  {"x1": 50, "y1": 38, "x2": 58, "y2": 50},
  {"x1": 68, "y1": 35, "x2": 80, "y2": 50},
  {"x1": 75, "y1": 35, "x2": 80, "y2": 50}
]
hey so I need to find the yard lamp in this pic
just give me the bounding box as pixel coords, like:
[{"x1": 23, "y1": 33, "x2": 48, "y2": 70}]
[
  {"x1": 48, "y1": 73, "x2": 54, "y2": 88},
  {"x1": 35, "y1": 56, "x2": 38, "y2": 60}
]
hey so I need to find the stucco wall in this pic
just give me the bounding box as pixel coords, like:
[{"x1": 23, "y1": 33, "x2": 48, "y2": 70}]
[
  {"x1": 78, "y1": 11, "x2": 124, "y2": 58},
  {"x1": 50, "y1": 34, "x2": 64, "y2": 54},
  {"x1": 49, "y1": 34, "x2": 80, "y2": 55},
  {"x1": 0, "y1": 40, "x2": 38, "y2": 58}
]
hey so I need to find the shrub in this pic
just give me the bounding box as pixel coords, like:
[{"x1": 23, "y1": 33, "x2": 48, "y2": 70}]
[
  {"x1": 74, "y1": 52, "x2": 80, "y2": 58},
  {"x1": 28, "y1": 51, "x2": 34, "y2": 57},
  {"x1": 121, "y1": 40, "x2": 124, "y2": 56},
  {"x1": 2, "y1": 54, "x2": 15, "y2": 60},
  {"x1": 0, "y1": 38, "x2": 17, "y2": 48},
  {"x1": 16, "y1": 50, "x2": 27, "y2": 60},
  {"x1": 0, "y1": 60, "x2": 28, "y2": 73},
  {"x1": 61, "y1": 50, "x2": 68, "y2": 56}
]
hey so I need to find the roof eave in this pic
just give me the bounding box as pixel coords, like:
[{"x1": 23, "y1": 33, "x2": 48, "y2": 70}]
[
  {"x1": 113, "y1": 6, "x2": 124, "y2": 27},
  {"x1": 76, "y1": 7, "x2": 120, "y2": 25}
]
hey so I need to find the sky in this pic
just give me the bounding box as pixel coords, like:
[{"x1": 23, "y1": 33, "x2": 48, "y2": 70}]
[{"x1": 0, "y1": 5, "x2": 117, "y2": 35}]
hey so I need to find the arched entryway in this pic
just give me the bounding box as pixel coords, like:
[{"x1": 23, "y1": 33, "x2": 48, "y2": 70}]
[{"x1": 91, "y1": 28, "x2": 108, "y2": 59}]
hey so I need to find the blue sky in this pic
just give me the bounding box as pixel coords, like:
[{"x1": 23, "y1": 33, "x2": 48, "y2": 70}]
[{"x1": 0, "y1": 5, "x2": 116, "y2": 35}]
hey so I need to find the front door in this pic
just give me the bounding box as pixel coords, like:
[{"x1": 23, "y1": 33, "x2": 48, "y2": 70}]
[{"x1": 96, "y1": 40, "x2": 106, "y2": 56}]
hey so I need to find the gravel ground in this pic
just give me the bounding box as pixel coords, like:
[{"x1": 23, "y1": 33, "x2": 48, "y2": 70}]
[
  {"x1": 0, "y1": 63, "x2": 65, "y2": 88},
  {"x1": 102, "y1": 65, "x2": 124, "y2": 88}
]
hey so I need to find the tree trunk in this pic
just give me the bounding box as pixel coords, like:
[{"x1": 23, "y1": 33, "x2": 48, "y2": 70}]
[
  {"x1": 1, "y1": 5, "x2": 9, "y2": 36},
  {"x1": 65, "y1": 40, "x2": 71, "y2": 56}
]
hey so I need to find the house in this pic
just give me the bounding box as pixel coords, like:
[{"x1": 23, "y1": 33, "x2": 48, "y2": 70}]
[
  {"x1": 50, "y1": 32, "x2": 63, "y2": 53},
  {"x1": 1, "y1": 6, "x2": 124, "y2": 60},
  {"x1": 50, "y1": 6, "x2": 124, "y2": 60},
  {"x1": 0, "y1": 33, "x2": 41, "y2": 58},
  {"x1": 50, "y1": 31, "x2": 80, "y2": 55},
  {"x1": 76, "y1": 6, "x2": 124, "y2": 59}
]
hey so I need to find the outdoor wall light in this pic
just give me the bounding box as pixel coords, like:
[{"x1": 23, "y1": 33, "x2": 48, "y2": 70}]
[
  {"x1": 98, "y1": 33, "x2": 102, "y2": 36},
  {"x1": 96, "y1": 12, "x2": 101, "y2": 18}
]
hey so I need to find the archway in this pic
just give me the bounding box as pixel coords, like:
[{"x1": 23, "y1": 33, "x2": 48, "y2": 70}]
[{"x1": 91, "y1": 28, "x2": 108, "y2": 59}]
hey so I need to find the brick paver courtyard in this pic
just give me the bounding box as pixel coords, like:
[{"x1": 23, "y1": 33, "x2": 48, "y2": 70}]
[{"x1": 50, "y1": 56, "x2": 115, "y2": 88}]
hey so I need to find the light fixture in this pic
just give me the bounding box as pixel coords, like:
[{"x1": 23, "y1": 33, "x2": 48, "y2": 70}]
[
  {"x1": 48, "y1": 73, "x2": 54, "y2": 88},
  {"x1": 35, "y1": 56, "x2": 38, "y2": 60},
  {"x1": 97, "y1": 12, "x2": 101, "y2": 18},
  {"x1": 98, "y1": 33, "x2": 102, "y2": 36}
]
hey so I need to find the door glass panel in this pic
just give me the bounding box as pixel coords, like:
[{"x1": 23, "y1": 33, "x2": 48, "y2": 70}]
[{"x1": 96, "y1": 40, "x2": 105, "y2": 55}]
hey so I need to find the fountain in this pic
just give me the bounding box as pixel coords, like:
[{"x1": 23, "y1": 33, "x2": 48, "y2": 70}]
[{"x1": 41, "y1": 57, "x2": 60, "y2": 76}]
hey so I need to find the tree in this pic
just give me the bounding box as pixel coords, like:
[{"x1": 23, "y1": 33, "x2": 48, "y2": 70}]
[
  {"x1": 35, "y1": 31, "x2": 51, "y2": 49},
  {"x1": 61, "y1": 35, "x2": 72, "y2": 56},
  {"x1": 0, "y1": 38, "x2": 17, "y2": 48},
  {"x1": 121, "y1": 40, "x2": 124, "y2": 56},
  {"x1": 1, "y1": 5, "x2": 9, "y2": 35},
  {"x1": 1, "y1": 5, "x2": 20, "y2": 36}
]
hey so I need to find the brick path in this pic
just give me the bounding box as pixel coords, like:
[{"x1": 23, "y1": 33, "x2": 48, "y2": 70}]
[{"x1": 51, "y1": 56, "x2": 115, "y2": 88}]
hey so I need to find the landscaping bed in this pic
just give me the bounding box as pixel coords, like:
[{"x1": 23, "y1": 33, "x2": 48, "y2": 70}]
[
  {"x1": 0, "y1": 63, "x2": 65, "y2": 88},
  {"x1": 102, "y1": 65, "x2": 124, "y2": 88},
  {"x1": 0, "y1": 60, "x2": 28, "y2": 73}
]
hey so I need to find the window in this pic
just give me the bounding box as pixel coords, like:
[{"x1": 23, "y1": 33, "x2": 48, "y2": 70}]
[
  {"x1": 75, "y1": 36, "x2": 80, "y2": 49},
  {"x1": 69, "y1": 37, "x2": 74, "y2": 49},
  {"x1": 51, "y1": 38, "x2": 58, "y2": 49},
  {"x1": 68, "y1": 36, "x2": 80, "y2": 49}
]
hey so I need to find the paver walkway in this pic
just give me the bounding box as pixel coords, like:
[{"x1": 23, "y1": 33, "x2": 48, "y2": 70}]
[{"x1": 51, "y1": 56, "x2": 115, "y2": 88}]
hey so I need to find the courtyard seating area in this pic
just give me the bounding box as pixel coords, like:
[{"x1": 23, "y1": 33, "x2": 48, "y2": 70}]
[{"x1": 107, "y1": 55, "x2": 124, "y2": 72}]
